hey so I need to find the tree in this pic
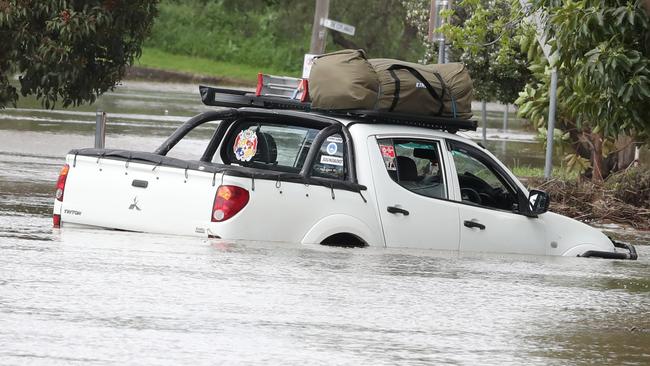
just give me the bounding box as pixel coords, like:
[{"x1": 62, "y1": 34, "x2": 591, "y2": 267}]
[
  {"x1": 328, "y1": 0, "x2": 423, "y2": 61},
  {"x1": 0, "y1": 0, "x2": 158, "y2": 109},
  {"x1": 517, "y1": 0, "x2": 650, "y2": 181},
  {"x1": 405, "y1": 0, "x2": 650, "y2": 182},
  {"x1": 401, "y1": 0, "x2": 532, "y2": 104},
  {"x1": 147, "y1": 0, "x2": 424, "y2": 73}
]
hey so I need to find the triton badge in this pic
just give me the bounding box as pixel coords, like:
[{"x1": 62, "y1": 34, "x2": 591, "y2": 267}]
[{"x1": 128, "y1": 197, "x2": 141, "y2": 211}]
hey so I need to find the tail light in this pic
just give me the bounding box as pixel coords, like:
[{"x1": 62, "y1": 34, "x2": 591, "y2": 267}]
[
  {"x1": 212, "y1": 185, "x2": 249, "y2": 222},
  {"x1": 55, "y1": 164, "x2": 70, "y2": 202},
  {"x1": 53, "y1": 214, "x2": 61, "y2": 228}
]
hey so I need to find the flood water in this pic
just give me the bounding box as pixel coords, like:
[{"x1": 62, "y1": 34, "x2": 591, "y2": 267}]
[{"x1": 1, "y1": 81, "x2": 649, "y2": 365}]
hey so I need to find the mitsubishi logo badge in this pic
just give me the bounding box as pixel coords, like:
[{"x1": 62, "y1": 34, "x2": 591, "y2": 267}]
[{"x1": 128, "y1": 196, "x2": 141, "y2": 211}]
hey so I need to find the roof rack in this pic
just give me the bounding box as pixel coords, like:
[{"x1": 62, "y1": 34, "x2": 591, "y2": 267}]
[{"x1": 199, "y1": 85, "x2": 477, "y2": 133}]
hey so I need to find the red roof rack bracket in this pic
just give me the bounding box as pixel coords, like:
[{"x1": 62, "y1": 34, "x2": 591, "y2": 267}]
[
  {"x1": 255, "y1": 73, "x2": 263, "y2": 96},
  {"x1": 299, "y1": 79, "x2": 309, "y2": 103}
]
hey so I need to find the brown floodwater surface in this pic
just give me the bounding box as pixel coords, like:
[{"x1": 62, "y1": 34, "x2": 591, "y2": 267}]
[{"x1": 1, "y1": 82, "x2": 648, "y2": 365}]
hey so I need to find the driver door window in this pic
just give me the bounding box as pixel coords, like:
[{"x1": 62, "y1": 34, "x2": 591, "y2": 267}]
[
  {"x1": 450, "y1": 146, "x2": 517, "y2": 211},
  {"x1": 377, "y1": 138, "x2": 447, "y2": 199}
]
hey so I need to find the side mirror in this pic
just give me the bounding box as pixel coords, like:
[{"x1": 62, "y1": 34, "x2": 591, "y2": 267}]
[{"x1": 528, "y1": 189, "x2": 550, "y2": 216}]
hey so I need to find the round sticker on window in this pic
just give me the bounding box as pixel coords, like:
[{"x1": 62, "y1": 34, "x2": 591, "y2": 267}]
[
  {"x1": 326, "y1": 142, "x2": 338, "y2": 155},
  {"x1": 233, "y1": 129, "x2": 258, "y2": 162}
]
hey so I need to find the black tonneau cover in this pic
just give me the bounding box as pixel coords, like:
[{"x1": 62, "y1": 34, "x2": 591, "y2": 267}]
[{"x1": 68, "y1": 148, "x2": 367, "y2": 193}]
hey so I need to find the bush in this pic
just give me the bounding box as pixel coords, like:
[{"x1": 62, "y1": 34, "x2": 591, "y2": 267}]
[
  {"x1": 145, "y1": 0, "x2": 312, "y2": 74},
  {"x1": 606, "y1": 167, "x2": 650, "y2": 209},
  {"x1": 526, "y1": 172, "x2": 650, "y2": 229}
]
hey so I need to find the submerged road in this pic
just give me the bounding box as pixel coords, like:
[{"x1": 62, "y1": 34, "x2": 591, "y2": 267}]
[{"x1": 0, "y1": 82, "x2": 648, "y2": 365}]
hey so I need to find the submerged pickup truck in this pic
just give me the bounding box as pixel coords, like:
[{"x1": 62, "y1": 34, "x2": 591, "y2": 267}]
[{"x1": 53, "y1": 86, "x2": 637, "y2": 259}]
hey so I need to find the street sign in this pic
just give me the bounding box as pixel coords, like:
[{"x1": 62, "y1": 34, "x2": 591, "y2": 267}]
[{"x1": 321, "y1": 18, "x2": 355, "y2": 36}]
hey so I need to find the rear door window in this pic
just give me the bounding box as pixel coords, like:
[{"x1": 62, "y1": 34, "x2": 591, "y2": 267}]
[
  {"x1": 221, "y1": 121, "x2": 320, "y2": 173},
  {"x1": 377, "y1": 138, "x2": 447, "y2": 199},
  {"x1": 310, "y1": 134, "x2": 346, "y2": 180}
]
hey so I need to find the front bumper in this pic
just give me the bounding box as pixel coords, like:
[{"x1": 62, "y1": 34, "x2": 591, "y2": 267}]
[{"x1": 580, "y1": 238, "x2": 638, "y2": 260}]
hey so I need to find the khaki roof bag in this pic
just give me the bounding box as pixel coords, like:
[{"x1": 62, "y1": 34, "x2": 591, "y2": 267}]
[
  {"x1": 309, "y1": 49, "x2": 473, "y2": 119},
  {"x1": 309, "y1": 49, "x2": 379, "y2": 110},
  {"x1": 369, "y1": 59, "x2": 473, "y2": 119}
]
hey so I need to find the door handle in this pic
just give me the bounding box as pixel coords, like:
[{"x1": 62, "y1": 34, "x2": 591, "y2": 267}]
[
  {"x1": 464, "y1": 220, "x2": 485, "y2": 230},
  {"x1": 387, "y1": 206, "x2": 409, "y2": 216},
  {"x1": 132, "y1": 179, "x2": 148, "y2": 188}
]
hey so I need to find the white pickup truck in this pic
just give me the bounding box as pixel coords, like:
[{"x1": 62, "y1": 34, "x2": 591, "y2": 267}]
[{"x1": 52, "y1": 86, "x2": 637, "y2": 259}]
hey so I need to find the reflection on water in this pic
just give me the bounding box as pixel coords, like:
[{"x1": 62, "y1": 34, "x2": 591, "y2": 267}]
[{"x1": 1, "y1": 82, "x2": 648, "y2": 365}]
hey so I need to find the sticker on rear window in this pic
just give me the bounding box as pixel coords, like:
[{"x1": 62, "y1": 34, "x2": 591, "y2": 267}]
[
  {"x1": 326, "y1": 142, "x2": 338, "y2": 155},
  {"x1": 384, "y1": 157, "x2": 396, "y2": 171},
  {"x1": 379, "y1": 144, "x2": 395, "y2": 158},
  {"x1": 327, "y1": 135, "x2": 343, "y2": 143},
  {"x1": 233, "y1": 129, "x2": 258, "y2": 162},
  {"x1": 379, "y1": 144, "x2": 396, "y2": 171},
  {"x1": 320, "y1": 155, "x2": 344, "y2": 166}
]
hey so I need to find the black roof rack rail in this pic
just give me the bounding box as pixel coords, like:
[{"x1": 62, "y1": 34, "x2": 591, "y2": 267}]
[
  {"x1": 200, "y1": 85, "x2": 310, "y2": 111},
  {"x1": 199, "y1": 85, "x2": 477, "y2": 133}
]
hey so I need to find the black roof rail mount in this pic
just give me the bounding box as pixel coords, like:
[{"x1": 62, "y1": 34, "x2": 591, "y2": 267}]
[{"x1": 199, "y1": 85, "x2": 477, "y2": 133}]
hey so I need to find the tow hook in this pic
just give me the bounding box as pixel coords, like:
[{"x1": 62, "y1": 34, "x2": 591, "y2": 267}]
[{"x1": 579, "y1": 237, "x2": 638, "y2": 260}]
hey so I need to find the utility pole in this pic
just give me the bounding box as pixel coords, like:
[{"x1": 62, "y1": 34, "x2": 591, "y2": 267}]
[
  {"x1": 94, "y1": 111, "x2": 107, "y2": 149},
  {"x1": 430, "y1": 0, "x2": 451, "y2": 64},
  {"x1": 309, "y1": 0, "x2": 330, "y2": 54},
  {"x1": 543, "y1": 70, "x2": 558, "y2": 178}
]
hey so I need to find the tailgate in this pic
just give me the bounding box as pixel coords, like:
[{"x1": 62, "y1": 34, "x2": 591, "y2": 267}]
[{"x1": 61, "y1": 154, "x2": 217, "y2": 236}]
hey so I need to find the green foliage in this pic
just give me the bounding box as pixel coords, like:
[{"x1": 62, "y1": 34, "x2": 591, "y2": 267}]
[
  {"x1": 0, "y1": 0, "x2": 158, "y2": 109},
  {"x1": 146, "y1": 0, "x2": 311, "y2": 74},
  {"x1": 515, "y1": 0, "x2": 650, "y2": 180},
  {"x1": 534, "y1": 0, "x2": 650, "y2": 142},
  {"x1": 146, "y1": 0, "x2": 424, "y2": 75},
  {"x1": 562, "y1": 153, "x2": 592, "y2": 176},
  {"x1": 402, "y1": 0, "x2": 532, "y2": 103},
  {"x1": 510, "y1": 164, "x2": 578, "y2": 180},
  {"x1": 329, "y1": 0, "x2": 424, "y2": 60},
  {"x1": 446, "y1": 0, "x2": 533, "y2": 103},
  {"x1": 137, "y1": 47, "x2": 289, "y2": 82}
]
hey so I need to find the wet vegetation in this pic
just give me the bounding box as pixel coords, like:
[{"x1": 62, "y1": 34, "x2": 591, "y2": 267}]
[
  {"x1": 144, "y1": 0, "x2": 424, "y2": 75},
  {"x1": 527, "y1": 167, "x2": 650, "y2": 230}
]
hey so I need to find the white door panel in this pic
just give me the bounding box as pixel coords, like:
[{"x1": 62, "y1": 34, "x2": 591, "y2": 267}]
[
  {"x1": 458, "y1": 205, "x2": 547, "y2": 255},
  {"x1": 447, "y1": 141, "x2": 547, "y2": 255},
  {"x1": 368, "y1": 136, "x2": 460, "y2": 250}
]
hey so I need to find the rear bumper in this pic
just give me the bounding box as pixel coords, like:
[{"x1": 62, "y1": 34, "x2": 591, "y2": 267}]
[{"x1": 580, "y1": 238, "x2": 638, "y2": 260}]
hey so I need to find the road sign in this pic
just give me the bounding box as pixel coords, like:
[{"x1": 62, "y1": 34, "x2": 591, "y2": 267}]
[{"x1": 321, "y1": 18, "x2": 355, "y2": 36}]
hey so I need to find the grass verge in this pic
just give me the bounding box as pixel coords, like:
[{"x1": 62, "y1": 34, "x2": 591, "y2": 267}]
[
  {"x1": 511, "y1": 165, "x2": 578, "y2": 180},
  {"x1": 135, "y1": 48, "x2": 298, "y2": 83}
]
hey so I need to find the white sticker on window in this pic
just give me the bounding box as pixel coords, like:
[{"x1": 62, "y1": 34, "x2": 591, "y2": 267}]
[
  {"x1": 320, "y1": 155, "x2": 344, "y2": 166},
  {"x1": 326, "y1": 142, "x2": 338, "y2": 155},
  {"x1": 384, "y1": 157, "x2": 396, "y2": 171},
  {"x1": 327, "y1": 136, "x2": 343, "y2": 143}
]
